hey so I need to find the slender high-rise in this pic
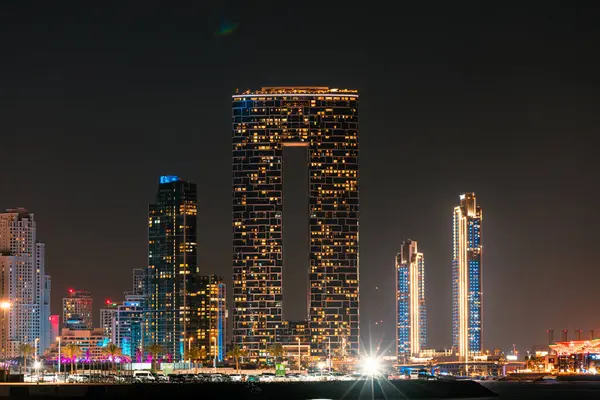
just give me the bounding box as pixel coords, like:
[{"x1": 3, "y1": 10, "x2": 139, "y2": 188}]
[
  {"x1": 189, "y1": 274, "x2": 227, "y2": 362},
  {"x1": 0, "y1": 208, "x2": 49, "y2": 357},
  {"x1": 145, "y1": 175, "x2": 198, "y2": 361},
  {"x1": 396, "y1": 239, "x2": 426, "y2": 363},
  {"x1": 232, "y1": 87, "x2": 360, "y2": 358},
  {"x1": 100, "y1": 300, "x2": 118, "y2": 341},
  {"x1": 452, "y1": 193, "x2": 483, "y2": 359}
]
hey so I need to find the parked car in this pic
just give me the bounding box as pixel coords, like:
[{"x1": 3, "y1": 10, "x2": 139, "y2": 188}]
[
  {"x1": 229, "y1": 374, "x2": 243, "y2": 382},
  {"x1": 67, "y1": 374, "x2": 90, "y2": 383},
  {"x1": 260, "y1": 372, "x2": 276, "y2": 382},
  {"x1": 151, "y1": 372, "x2": 169, "y2": 383},
  {"x1": 132, "y1": 370, "x2": 156, "y2": 383},
  {"x1": 167, "y1": 374, "x2": 187, "y2": 383}
]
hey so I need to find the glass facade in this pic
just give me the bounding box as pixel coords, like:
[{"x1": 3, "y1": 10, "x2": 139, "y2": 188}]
[
  {"x1": 396, "y1": 239, "x2": 426, "y2": 363},
  {"x1": 114, "y1": 297, "x2": 144, "y2": 358},
  {"x1": 452, "y1": 193, "x2": 483, "y2": 359},
  {"x1": 145, "y1": 176, "x2": 198, "y2": 361},
  {"x1": 232, "y1": 87, "x2": 360, "y2": 358}
]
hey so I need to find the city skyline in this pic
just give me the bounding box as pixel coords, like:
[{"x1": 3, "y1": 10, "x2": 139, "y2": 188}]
[{"x1": 1, "y1": 2, "x2": 599, "y2": 356}]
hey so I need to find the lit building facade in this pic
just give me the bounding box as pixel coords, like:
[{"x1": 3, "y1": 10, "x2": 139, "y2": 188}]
[
  {"x1": 0, "y1": 209, "x2": 50, "y2": 357},
  {"x1": 232, "y1": 87, "x2": 360, "y2": 358},
  {"x1": 452, "y1": 193, "x2": 483, "y2": 359},
  {"x1": 59, "y1": 327, "x2": 105, "y2": 360},
  {"x1": 396, "y1": 239, "x2": 426, "y2": 362},
  {"x1": 189, "y1": 274, "x2": 227, "y2": 362},
  {"x1": 100, "y1": 300, "x2": 118, "y2": 341},
  {"x1": 145, "y1": 175, "x2": 198, "y2": 361},
  {"x1": 62, "y1": 289, "x2": 93, "y2": 330},
  {"x1": 114, "y1": 296, "x2": 143, "y2": 358}
]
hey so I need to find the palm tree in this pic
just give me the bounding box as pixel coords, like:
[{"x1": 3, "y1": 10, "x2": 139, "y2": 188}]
[
  {"x1": 18, "y1": 343, "x2": 34, "y2": 374},
  {"x1": 267, "y1": 343, "x2": 284, "y2": 366},
  {"x1": 227, "y1": 345, "x2": 247, "y2": 372},
  {"x1": 145, "y1": 343, "x2": 164, "y2": 371},
  {"x1": 101, "y1": 342, "x2": 122, "y2": 372},
  {"x1": 62, "y1": 343, "x2": 82, "y2": 374}
]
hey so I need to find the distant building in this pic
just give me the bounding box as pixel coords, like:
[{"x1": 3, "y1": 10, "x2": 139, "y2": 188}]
[
  {"x1": 189, "y1": 274, "x2": 227, "y2": 362},
  {"x1": 145, "y1": 175, "x2": 198, "y2": 361},
  {"x1": 548, "y1": 339, "x2": 600, "y2": 373},
  {"x1": 49, "y1": 315, "x2": 59, "y2": 344},
  {"x1": 452, "y1": 193, "x2": 483, "y2": 359},
  {"x1": 124, "y1": 269, "x2": 145, "y2": 298},
  {"x1": 0, "y1": 209, "x2": 50, "y2": 357},
  {"x1": 100, "y1": 300, "x2": 118, "y2": 341},
  {"x1": 132, "y1": 268, "x2": 144, "y2": 296},
  {"x1": 59, "y1": 327, "x2": 105, "y2": 360},
  {"x1": 63, "y1": 289, "x2": 93, "y2": 330},
  {"x1": 114, "y1": 295, "x2": 143, "y2": 358},
  {"x1": 396, "y1": 239, "x2": 426, "y2": 362}
]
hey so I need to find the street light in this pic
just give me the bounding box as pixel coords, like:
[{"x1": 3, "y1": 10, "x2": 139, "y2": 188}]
[
  {"x1": 188, "y1": 337, "x2": 193, "y2": 369},
  {"x1": 56, "y1": 337, "x2": 61, "y2": 375},
  {"x1": 34, "y1": 338, "x2": 39, "y2": 379},
  {"x1": 212, "y1": 336, "x2": 217, "y2": 370},
  {"x1": 296, "y1": 337, "x2": 301, "y2": 372},
  {"x1": 328, "y1": 336, "x2": 331, "y2": 374}
]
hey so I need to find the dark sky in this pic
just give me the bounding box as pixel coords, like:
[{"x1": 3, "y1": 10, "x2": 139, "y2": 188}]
[{"x1": 1, "y1": 2, "x2": 599, "y2": 355}]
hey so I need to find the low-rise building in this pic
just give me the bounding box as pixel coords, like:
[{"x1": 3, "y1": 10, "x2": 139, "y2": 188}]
[{"x1": 59, "y1": 327, "x2": 105, "y2": 360}]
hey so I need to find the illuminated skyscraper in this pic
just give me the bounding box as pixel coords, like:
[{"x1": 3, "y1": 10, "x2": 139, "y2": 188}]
[
  {"x1": 452, "y1": 193, "x2": 483, "y2": 359},
  {"x1": 145, "y1": 175, "x2": 197, "y2": 361},
  {"x1": 0, "y1": 209, "x2": 49, "y2": 357},
  {"x1": 396, "y1": 239, "x2": 426, "y2": 362},
  {"x1": 62, "y1": 289, "x2": 93, "y2": 330},
  {"x1": 232, "y1": 87, "x2": 360, "y2": 358},
  {"x1": 189, "y1": 274, "x2": 227, "y2": 362}
]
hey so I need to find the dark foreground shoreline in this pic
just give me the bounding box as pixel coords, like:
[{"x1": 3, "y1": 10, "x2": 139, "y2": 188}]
[{"x1": 0, "y1": 380, "x2": 495, "y2": 399}]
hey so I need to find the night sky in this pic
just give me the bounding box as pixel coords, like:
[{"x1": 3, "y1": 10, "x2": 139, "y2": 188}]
[{"x1": 1, "y1": 2, "x2": 599, "y2": 355}]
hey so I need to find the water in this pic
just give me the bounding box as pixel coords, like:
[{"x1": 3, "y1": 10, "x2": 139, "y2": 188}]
[{"x1": 480, "y1": 381, "x2": 600, "y2": 399}]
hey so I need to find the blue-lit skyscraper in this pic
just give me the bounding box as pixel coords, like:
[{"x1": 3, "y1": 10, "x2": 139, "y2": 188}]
[
  {"x1": 114, "y1": 296, "x2": 144, "y2": 358},
  {"x1": 145, "y1": 175, "x2": 198, "y2": 361},
  {"x1": 396, "y1": 239, "x2": 426, "y2": 363},
  {"x1": 452, "y1": 193, "x2": 483, "y2": 360}
]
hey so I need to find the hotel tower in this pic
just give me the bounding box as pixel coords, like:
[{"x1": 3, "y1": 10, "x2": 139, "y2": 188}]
[
  {"x1": 396, "y1": 239, "x2": 426, "y2": 363},
  {"x1": 232, "y1": 87, "x2": 360, "y2": 358},
  {"x1": 452, "y1": 193, "x2": 483, "y2": 360}
]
